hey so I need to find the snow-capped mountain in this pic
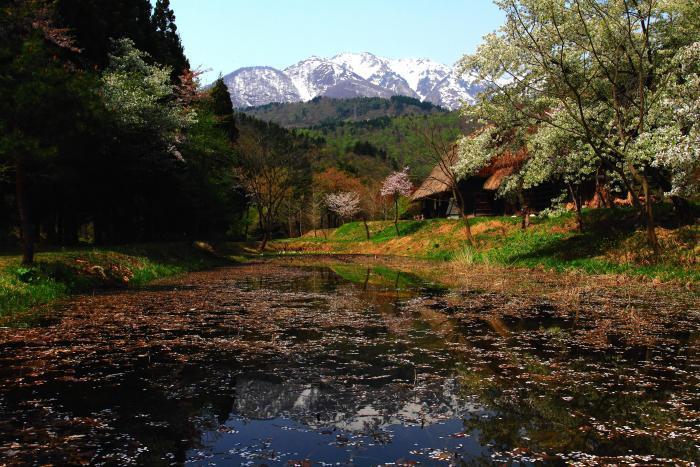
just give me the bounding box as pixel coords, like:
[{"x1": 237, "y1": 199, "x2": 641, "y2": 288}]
[
  {"x1": 425, "y1": 69, "x2": 485, "y2": 109},
  {"x1": 222, "y1": 66, "x2": 300, "y2": 108},
  {"x1": 284, "y1": 56, "x2": 394, "y2": 101},
  {"x1": 331, "y1": 53, "x2": 418, "y2": 98},
  {"x1": 219, "y1": 52, "x2": 482, "y2": 110},
  {"x1": 387, "y1": 57, "x2": 450, "y2": 100}
]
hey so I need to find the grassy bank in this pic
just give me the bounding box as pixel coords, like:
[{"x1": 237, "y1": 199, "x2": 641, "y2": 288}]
[
  {"x1": 0, "y1": 242, "x2": 231, "y2": 323},
  {"x1": 272, "y1": 207, "x2": 699, "y2": 283}
]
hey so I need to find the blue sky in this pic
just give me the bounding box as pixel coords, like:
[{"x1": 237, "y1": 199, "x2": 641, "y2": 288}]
[{"x1": 168, "y1": 0, "x2": 505, "y2": 83}]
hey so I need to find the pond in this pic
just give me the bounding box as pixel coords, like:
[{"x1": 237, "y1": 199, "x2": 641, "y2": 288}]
[{"x1": 0, "y1": 258, "x2": 698, "y2": 465}]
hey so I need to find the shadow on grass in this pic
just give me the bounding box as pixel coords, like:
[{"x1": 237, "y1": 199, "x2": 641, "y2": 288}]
[
  {"x1": 1, "y1": 242, "x2": 234, "y2": 321},
  {"x1": 491, "y1": 208, "x2": 639, "y2": 264},
  {"x1": 369, "y1": 220, "x2": 428, "y2": 241},
  {"x1": 485, "y1": 206, "x2": 698, "y2": 280}
]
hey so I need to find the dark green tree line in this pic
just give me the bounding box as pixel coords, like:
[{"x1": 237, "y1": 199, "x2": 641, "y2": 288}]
[{"x1": 0, "y1": 1, "x2": 245, "y2": 263}]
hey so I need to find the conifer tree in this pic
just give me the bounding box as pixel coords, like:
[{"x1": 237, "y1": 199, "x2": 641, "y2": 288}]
[{"x1": 209, "y1": 78, "x2": 238, "y2": 142}]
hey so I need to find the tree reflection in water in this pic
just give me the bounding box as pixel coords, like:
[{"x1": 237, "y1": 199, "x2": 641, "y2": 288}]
[{"x1": 0, "y1": 260, "x2": 697, "y2": 465}]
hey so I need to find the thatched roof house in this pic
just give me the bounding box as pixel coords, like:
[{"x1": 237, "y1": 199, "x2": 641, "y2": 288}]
[
  {"x1": 412, "y1": 146, "x2": 528, "y2": 201},
  {"x1": 411, "y1": 149, "x2": 459, "y2": 201},
  {"x1": 412, "y1": 144, "x2": 552, "y2": 218}
]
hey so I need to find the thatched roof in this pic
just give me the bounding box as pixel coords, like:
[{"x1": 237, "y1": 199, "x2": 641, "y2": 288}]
[
  {"x1": 410, "y1": 147, "x2": 459, "y2": 201},
  {"x1": 482, "y1": 166, "x2": 516, "y2": 190},
  {"x1": 411, "y1": 145, "x2": 528, "y2": 201}
]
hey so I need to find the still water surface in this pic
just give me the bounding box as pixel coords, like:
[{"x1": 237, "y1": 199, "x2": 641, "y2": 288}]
[{"x1": 0, "y1": 260, "x2": 697, "y2": 465}]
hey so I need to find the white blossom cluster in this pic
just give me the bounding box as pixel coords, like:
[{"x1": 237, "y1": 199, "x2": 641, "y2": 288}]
[
  {"x1": 101, "y1": 39, "x2": 195, "y2": 157},
  {"x1": 325, "y1": 191, "x2": 361, "y2": 219},
  {"x1": 380, "y1": 167, "x2": 413, "y2": 198}
]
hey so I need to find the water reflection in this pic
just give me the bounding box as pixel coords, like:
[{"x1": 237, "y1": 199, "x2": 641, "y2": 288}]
[
  {"x1": 0, "y1": 261, "x2": 697, "y2": 465},
  {"x1": 190, "y1": 266, "x2": 485, "y2": 464}
]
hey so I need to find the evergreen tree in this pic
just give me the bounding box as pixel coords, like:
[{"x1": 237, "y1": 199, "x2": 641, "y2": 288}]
[
  {"x1": 151, "y1": 0, "x2": 189, "y2": 81},
  {"x1": 55, "y1": 0, "x2": 189, "y2": 79},
  {"x1": 209, "y1": 78, "x2": 238, "y2": 142},
  {"x1": 0, "y1": 1, "x2": 102, "y2": 263}
]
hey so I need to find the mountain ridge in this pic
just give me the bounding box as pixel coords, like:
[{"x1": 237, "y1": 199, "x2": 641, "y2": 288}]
[
  {"x1": 219, "y1": 52, "x2": 483, "y2": 110},
  {"x1": 240, "y1": 95, "x2": 447, "y2": 129}
]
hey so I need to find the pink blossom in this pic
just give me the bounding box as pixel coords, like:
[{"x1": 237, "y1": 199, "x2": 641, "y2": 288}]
[{"x1": 380, "y1": 167, "x2": 413, "y2": 198}]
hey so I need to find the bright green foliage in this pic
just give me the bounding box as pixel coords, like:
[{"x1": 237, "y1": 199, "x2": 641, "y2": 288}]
[
  {"x1": 242, "y1": 96, "x2": 468, "y2": 180},
  {"x1": 304, "y1": 112, "x2": 467, "y2": 180},
  {"x1": 102, "y1": 38, "x2": 194, "y2": 141},
  {"x1": 284, "y1": 207, "x2": 699, "y2": 281}
]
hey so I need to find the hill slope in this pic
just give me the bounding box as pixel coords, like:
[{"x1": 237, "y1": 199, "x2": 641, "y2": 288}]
[
  {"x1": 240, "y1": 96, "x2": 446, "y2": 128},
  {"x1": 239, "y1": 96, "x2": 472, "y2": 180},
  {"x1": 302, "y1": 111, "x2": 475, "y2": 180},
  {"x1": 272, "y1": 208, "x2": 699, "y2": 282}
]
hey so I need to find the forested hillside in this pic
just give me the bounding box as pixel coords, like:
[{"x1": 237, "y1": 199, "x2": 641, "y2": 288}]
[
  {"x1": 240, "y1": 95, "x2": 446, "y2": 128},
  {"x1": 240, "y1": 96, "x2": 472, "y2": 179},
  {"x1": 0, "y1": 0, "x2": 246, "y2": 262},
  {"x1": 303, "y1": 112, "x2": 475, "y2": 179}
]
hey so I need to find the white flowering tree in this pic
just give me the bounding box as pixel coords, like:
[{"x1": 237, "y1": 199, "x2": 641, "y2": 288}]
[
  {"x1": 634, "y1": 42, "x2": 700, "y2": 222},
  {"x1": 325, "y1": 191, "x2": 360, "y2": 221},
  {"x1": 456, "y1": 0, "x2": 700, "y2": 254},
  {"x1": 325, "y1": 191, "x2": 372, "y2": 240},
  {"x1": 380, "y1": 167, "x2": 413, "y2": 236},
  {"x1": 102, "y1": 38, "x2": 195, "y2": 156}
]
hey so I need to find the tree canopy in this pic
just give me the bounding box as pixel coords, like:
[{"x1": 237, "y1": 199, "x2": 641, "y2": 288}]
[{"x1": 456, "y1": 0, "x2": 700, "y2": 251}]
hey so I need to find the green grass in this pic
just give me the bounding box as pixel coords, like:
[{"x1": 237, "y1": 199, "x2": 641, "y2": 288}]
[
  {"x1": 283, "y1": 206, "x2": 699, "y2": 282},
  {"x1": 467, "y1": 208, "x2": 699, "y2": 281},
  {"x1": 0, "y1": 242, "x2": 231, "y2": 323}
]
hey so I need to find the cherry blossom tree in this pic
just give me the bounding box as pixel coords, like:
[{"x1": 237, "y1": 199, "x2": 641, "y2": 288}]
[
  {"x1": 325, "y1": 191, "x2": 360, "y2": 221},
  {"x1": 325, "y1": 191, "x2": 372, "y2": 239},
  {"x1": 380, "y1": 167, "x2": 413, "y2": 235}
]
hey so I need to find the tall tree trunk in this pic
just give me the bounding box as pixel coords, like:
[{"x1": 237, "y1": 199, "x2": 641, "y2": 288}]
[
  {"x1": 394, "y1": 198, "x2": 400, "y2": 236},
  {"x1": 518, "y1": 190, "x2": 530, "y2": 230},
  {"x1": 298, "y1": 206, "x2": 303, "y2": 237},
  {"x1": 259, "y1": 230, "x2": 269, "y2": 252},
  {"x1": 593, "y1": 167, "x2": 612, "y2": 208},
  {"x1": 259, "y1": 215, "x2": 270, "y2": 252},
  {"x1": 624, "y1": 165, "x2": 660, "y2": 254},
  {"x1": 15, "y1": 160, "x2": 34, "y2": 265},
  {"x1": 567, "y1": 182, "x2": 584, "y2": 232},
  {"x1": 452, "y1": 187, "x2": 474, "y2": 245},
  {"x1": 362, "y1": 216, "x2": 370, "y2": 240}
]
